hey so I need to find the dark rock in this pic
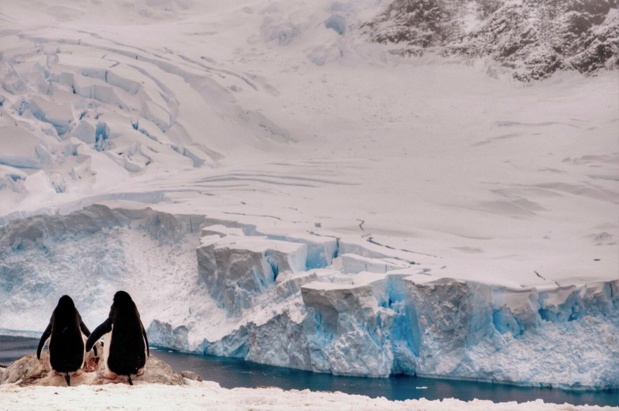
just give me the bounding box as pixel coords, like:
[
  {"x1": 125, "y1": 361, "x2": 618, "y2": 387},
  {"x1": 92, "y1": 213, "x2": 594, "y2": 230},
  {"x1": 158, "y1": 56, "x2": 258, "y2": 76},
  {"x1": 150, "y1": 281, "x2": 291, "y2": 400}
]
[
  {"x1": 181, "y1": 370, "x2": 203, "y2": 381},
  {"x1": 360, "y1": 0, "x2": 618, "y2": 80},
  {"x1": 0, "y1": 353, "x2": 51, "y2": 386}
]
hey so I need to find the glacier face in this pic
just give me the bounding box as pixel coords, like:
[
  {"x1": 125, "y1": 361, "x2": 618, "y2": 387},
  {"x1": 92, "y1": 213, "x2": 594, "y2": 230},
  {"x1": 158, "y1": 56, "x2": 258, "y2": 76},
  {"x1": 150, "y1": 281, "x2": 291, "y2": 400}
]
[
  {"x1": 1, "y1": 205, "x2": 618, "y2": 390},
  {"x1": 154, "y1": 221, "x2": 619, "y2": 390}
]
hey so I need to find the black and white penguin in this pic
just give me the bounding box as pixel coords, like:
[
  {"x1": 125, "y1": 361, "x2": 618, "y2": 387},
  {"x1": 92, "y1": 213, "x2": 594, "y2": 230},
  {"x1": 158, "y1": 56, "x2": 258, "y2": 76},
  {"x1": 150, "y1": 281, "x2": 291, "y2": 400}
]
[
  {"x1": 86, "y1": 291, "x2": 149, "y2": 385},
  {"x1": 37, "y1": 295, "x2": 91, "y2": 386}
]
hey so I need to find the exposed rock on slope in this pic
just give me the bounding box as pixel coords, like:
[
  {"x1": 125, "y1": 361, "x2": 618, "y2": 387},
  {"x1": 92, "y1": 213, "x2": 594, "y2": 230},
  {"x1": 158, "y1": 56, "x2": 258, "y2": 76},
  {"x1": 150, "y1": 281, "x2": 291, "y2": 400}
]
[{"x1": 361, "y1": 0, "x2": 619, "y2": 80}]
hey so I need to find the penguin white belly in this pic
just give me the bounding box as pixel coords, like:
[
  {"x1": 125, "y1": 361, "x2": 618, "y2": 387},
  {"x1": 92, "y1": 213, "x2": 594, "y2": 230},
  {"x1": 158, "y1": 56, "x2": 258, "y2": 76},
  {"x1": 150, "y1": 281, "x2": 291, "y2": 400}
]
[{"x1": 81, "y1": 333, "x2": 88, "y2": 363}]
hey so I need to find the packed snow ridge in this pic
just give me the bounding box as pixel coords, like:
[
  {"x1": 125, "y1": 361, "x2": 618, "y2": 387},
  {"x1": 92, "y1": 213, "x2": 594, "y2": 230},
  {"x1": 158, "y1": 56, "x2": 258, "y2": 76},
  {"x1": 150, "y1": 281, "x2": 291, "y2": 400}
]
[{"x1": 0, "y1": 206, "x2": 617, "y2": 390}]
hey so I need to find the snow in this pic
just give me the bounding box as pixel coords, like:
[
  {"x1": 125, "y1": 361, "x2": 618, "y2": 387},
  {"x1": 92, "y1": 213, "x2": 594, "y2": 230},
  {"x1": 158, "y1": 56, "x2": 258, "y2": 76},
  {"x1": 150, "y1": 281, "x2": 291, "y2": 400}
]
[
  {"x1": 0, "y1": 0, "x2": 618, "y2": 405},
  {"x1": 1, "y1": 381, "x2": 615, "y2": 411}
]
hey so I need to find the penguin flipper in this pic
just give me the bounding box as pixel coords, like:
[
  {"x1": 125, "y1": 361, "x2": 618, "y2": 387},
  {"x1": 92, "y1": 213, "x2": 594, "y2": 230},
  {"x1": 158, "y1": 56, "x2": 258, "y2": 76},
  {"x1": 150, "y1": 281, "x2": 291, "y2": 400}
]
[
  {"x1": 36, "y1": 323, "x2": 52, "y2": 360},
  {"x1": 80, "y1": 319, "x2": 97, "y2": 355},
  {"x1": 141, "y1": 323, "x2": 150, "y2": 357},
  {"x1": 79, "y1": 319, "x2": 91, "y2": 336},
  {"x1": 85, "y1": 318, "x2": 112, "y2": 353}
]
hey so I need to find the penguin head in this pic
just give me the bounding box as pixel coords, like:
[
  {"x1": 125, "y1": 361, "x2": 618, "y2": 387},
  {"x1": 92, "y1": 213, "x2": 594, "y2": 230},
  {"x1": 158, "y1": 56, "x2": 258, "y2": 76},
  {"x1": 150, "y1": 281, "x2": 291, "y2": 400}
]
[
  {"x1": 110, "y1": 291, "x2": 138, "y2": 318},
  {"x1": 55, "y1": 295, "x2": 78, "y2": 320},
  {"x1": 58, "y1": 295, "x2": 75, "y2": 308},
  {"x1": 113, "y1": 290, "x2": 133, "y2": 305}
]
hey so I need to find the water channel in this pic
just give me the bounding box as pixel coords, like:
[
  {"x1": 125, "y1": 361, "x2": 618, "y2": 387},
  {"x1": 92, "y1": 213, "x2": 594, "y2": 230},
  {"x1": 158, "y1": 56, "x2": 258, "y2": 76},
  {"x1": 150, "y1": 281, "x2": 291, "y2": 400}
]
[{"x1": 1, "y1": 335, "x2": 617, "y2": 406}]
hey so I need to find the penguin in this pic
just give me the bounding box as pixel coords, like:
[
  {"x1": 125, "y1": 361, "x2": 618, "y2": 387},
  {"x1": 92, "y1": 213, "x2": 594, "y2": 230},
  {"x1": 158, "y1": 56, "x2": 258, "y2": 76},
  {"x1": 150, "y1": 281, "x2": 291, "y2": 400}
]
[
  {"x1": 86, "y1": 291, "x2": 149, "y2": 385},
  {"x1": 37, "y1": 295, "x2": 91, "y2": 386}
]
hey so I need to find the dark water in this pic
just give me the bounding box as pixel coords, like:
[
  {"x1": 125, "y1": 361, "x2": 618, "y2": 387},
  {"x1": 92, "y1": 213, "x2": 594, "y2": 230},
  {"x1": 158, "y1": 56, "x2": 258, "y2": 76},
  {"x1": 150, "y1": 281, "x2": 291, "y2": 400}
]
[
  {"x1": 2, "y1": 336, "x2": 617, "y2": 406},
  {"x1": 0, "y1": 335, "x2": 40, "y2": 364}
]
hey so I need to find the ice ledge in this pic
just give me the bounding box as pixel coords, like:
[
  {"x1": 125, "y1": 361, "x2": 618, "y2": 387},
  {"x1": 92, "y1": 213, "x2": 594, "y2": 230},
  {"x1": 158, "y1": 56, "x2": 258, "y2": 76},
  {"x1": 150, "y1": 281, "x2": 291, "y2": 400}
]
[{"x1": 155, "y1": 220, "x2": 619, "y2": 389}]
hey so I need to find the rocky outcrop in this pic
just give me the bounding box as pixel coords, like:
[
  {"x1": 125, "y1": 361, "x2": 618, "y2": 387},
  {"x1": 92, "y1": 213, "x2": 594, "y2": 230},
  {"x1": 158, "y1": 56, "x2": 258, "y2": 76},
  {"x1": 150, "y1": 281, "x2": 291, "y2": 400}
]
[
  {"x1": 360, "y1": 0, "x2": 618, "y2": 80},
  {"x1": 0, "y1": 347, "x2": 193, "y2": 387}
]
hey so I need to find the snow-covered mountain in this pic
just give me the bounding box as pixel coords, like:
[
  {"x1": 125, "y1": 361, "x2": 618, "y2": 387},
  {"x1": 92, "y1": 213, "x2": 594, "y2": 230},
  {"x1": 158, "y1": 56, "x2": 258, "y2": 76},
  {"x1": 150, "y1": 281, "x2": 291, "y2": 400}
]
[
  {"x1": 1, "y1": 0, "x2": 617, "y2": 392},
  {"x1": 360, "y1": 0, "x2": 619, "y2": 80}
]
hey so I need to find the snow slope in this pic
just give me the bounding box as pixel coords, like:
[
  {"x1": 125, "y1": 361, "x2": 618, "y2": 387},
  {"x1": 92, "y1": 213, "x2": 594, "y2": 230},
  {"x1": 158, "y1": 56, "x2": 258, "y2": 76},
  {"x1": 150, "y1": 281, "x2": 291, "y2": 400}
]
[{"x1": 1, "y1": 0, "x2": 618, "y2": 392}]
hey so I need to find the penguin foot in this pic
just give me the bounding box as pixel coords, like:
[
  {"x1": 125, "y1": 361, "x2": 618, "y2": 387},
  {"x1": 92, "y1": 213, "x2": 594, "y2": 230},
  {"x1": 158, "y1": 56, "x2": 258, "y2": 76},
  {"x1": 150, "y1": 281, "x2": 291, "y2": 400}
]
[
  {"x1": 101, "y1": 371, "x2": 118, "y2": 380},
  {"x1": 136, "y1": 368, "x2": 144, "y2": 377},
  {"x1": 53, "y1": 370, "x2": 82, "y2": 376}
]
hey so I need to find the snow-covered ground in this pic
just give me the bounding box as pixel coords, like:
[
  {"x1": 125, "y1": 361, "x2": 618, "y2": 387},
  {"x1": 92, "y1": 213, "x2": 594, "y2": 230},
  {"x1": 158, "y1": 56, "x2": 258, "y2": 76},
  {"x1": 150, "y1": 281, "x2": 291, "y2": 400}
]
[
  {"x1": 1, "y1": 381, "x2": 616, "y2": 411},
  {"x1": 1, "y1": 0, "x2": 618, "y2": 402}
]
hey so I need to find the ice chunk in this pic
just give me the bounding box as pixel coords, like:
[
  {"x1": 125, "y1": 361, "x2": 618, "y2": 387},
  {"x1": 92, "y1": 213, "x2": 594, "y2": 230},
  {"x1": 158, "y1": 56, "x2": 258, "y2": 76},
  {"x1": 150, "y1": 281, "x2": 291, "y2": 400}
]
[
  {"x1": 0, "y1": 165, "x2": 27, "y2": 190},
  {"x1": 262, "y1": 230, "x2": 338, "y2": 269},
  {"x1": 301, "y1": 281, "x2": 394, "y2": 377},
  {"x1": 197, "y1": 234, "x2": 307, "y2": 315},
  {"x1": 72, "y1": 73, "x2": 124, "y2": 107},
  {"x1": 147, "y1": 320, "x2": 191, "y2": 352},
  {"x1": 242, "y1": 312, "x2": 308, "y2": 369},
  {"x1": 0, "y1": 126, "x2": 45, "y2": 168},
  {"x1": 324, "y1": 15, "x2": 346, "y2": 34},
  {"x1": 71, "y1": 120, "x2": 96, "y2": 144},
  {"x1": 28, "y1": 96, "x2": 73, "y2": 137}
]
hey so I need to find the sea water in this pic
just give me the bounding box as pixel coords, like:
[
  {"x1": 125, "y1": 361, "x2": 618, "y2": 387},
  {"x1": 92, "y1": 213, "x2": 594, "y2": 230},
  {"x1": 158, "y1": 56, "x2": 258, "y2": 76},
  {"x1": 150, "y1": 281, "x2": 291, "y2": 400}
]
[{"x1": 1, "y1": 335, "x2": 617, "y2": 406}]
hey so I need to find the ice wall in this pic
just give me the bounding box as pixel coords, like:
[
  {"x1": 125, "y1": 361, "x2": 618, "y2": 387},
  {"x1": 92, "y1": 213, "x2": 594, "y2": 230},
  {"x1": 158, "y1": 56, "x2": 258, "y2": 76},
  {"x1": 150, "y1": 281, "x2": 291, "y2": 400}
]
[
  {"x1": 156, "y1": 220, "x2": 619, "y2": 389},
  {"x1": 196, "y1": 232, "x2": 308, "y2": 315},
  {"x1": 1, "y1": 205, "x2": 617, "y2": 390},
  {"x1": 0, "y1": 205, "x2": 205, "y2": 333},
  {"x1": 384, "y1": 277, "x2": 619, "y2": 389},
  {"x1": 195, "y1": 270, "x2": 619, "y2": 388}
]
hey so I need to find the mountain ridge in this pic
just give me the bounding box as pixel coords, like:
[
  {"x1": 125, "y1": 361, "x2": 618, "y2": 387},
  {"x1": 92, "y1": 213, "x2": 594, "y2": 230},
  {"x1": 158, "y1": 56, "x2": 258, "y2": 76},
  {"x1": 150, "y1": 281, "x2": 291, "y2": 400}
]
[{"x1": 360, "y1": 0, "x2": 618, "y2": 80}]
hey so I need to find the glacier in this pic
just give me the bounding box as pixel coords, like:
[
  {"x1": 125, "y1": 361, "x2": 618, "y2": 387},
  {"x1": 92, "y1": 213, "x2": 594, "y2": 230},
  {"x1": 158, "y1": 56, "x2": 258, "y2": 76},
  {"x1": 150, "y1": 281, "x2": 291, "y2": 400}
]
[
  {"x1": 1, "y1": 205, "x2": 617, "y2": 390},
  {"x1": 1, "y1": 0, "x2": 617, "y2": 399}
]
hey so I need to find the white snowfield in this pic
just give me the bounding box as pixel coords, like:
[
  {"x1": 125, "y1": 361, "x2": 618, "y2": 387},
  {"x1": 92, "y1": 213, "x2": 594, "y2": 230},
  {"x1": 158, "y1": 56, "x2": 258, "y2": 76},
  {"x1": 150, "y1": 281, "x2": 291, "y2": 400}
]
[
  {"x1": 0, "y1": 0, "x2": 618, "y2": 400},
  {"x1": 0, "y1": 381, "x2": 616, "y2": 411}
]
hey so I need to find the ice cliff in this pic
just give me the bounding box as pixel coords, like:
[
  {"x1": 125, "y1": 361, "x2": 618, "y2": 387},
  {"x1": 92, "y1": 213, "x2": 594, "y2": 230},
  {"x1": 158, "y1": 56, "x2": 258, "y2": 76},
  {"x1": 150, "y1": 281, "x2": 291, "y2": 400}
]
[
  {"x1": 194, "y1": 238, "x2": 619, "y2": 389},
  {"x1": 1, "y1": 205, "x2": 616, "y2": 390}
]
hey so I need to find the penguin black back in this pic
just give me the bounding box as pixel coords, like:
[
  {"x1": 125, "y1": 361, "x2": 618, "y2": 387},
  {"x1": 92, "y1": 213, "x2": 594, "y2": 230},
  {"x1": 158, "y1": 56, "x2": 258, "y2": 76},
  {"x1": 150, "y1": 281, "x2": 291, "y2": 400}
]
[
  {"x1": 37, "y1": 295, "x2": 90, "y2": 384},
  {"x1": 86, "y1": 291, "x2": 149, "y2": 379}
]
